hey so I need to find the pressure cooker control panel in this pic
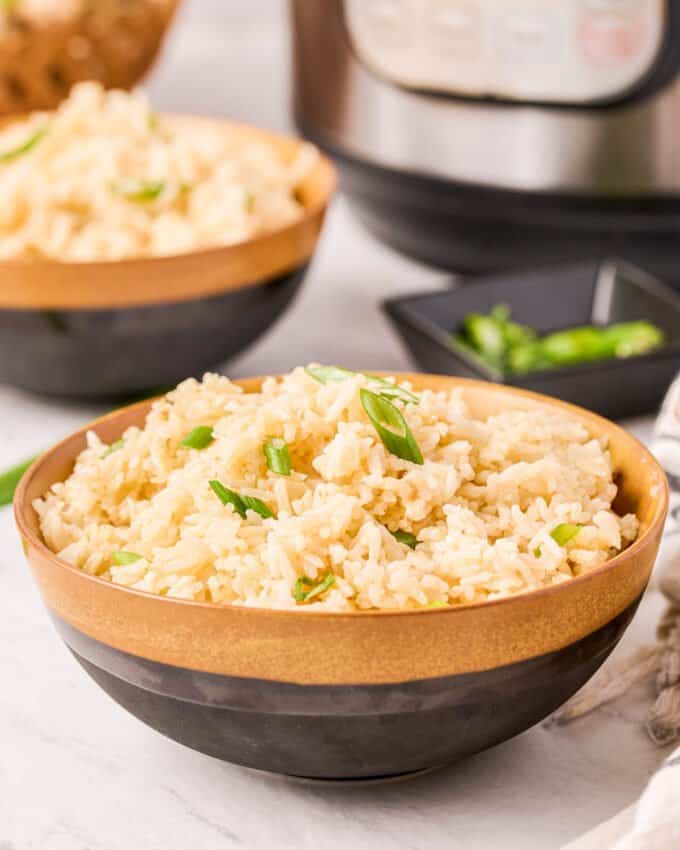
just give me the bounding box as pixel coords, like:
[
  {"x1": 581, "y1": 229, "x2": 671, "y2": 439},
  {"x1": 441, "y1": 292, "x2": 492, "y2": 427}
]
[{"x1": 344, "y1": 0, "x2": 667, "y2": 104}]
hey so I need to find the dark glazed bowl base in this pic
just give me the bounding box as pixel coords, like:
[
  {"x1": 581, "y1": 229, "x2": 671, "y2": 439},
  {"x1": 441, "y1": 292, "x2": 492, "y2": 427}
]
[
  {"x1": 0, "y1": 267, "x2": 306, "y2": 399},
  {"x1": 54, "y1": 595, "x2": 641, "y2": 780}
]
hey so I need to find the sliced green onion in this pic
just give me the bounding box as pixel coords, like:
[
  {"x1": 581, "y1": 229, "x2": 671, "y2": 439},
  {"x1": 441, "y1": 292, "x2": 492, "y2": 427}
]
[
  {"x1": 427, "y1": 600, "x2": 448, "y2": 608},
  {"x1": 111, "y1": 179, "x2": 166, "y2": 203},
  {"x1": 241, "y1": 495, "x2": 276, "y2": 519},
  {"x1": 0, "y1": 455, "x2": 37, "y2": 506},
  {"x1": 360, "y1": 389, "x2": 423, "y2": 465},
  {"x1": 0, "y1": 126, "x2": 48, "y2": 162},
  {"x1": 304, "y1": 365, "x2": 356, "y2": 384},
  {"x1": 112, "y1": 551, "x2": 142, "y2": 565},
  {"x1": 263, "y1": 438, "x2": 291, "y2": 476},
  {"x1": 368, "y1": 376, "x2": 419, "y2": 405},
  {"x1": 550, "y1": 524, "x2": 581, "y2": 546},
  {"x1": 533, "y1": 546, "x2": 542, "y2": 558},
  {"x1": 293, "y1": 572, "x2": 336, "y2": 604},
  {"x1": 209, "y1": 480, "x2": 275, "y2": 519},
  {"x1": 181, "y1": 426, "x2": 214, "y2": 450},
  {"x1": 390, "y1": 529, "x2": 419, "y2": 549},
  {"x1": 304, "y1": 365, "x2": 420, "y2": 405},
  {"x1": 209, "y1": 480, "x2": 246, "y2": 517},
  {"x1": 102, "y1": 439, "x2": 124, "y2": 458}
]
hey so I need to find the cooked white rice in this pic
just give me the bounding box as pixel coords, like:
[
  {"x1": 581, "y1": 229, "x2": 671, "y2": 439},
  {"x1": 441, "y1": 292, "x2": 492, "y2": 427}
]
[
  {"x1": 34, "y1": 367, "x2": 639, "y2": 611},
  {"x1": 0, "y1": 82, "x2": 316, "y2": 261}
]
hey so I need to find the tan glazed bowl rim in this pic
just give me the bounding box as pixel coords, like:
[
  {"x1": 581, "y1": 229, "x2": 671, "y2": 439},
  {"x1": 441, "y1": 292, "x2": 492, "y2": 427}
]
[
  {"x1": 0, "y1": 115, "x2": 337, "y2": 310},
  {"x1": 15, "y1": 373, "x2": 668, "y2": 619}
]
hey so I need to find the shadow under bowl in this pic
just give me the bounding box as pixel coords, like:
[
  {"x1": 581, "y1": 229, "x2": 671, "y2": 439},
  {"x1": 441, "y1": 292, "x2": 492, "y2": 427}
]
[
  {"x1": 0, "y1": 116, "x2": 336, "y2": 399},
  {"x1": 15, "y1": 375, "x2": 669, "y2": 779}
]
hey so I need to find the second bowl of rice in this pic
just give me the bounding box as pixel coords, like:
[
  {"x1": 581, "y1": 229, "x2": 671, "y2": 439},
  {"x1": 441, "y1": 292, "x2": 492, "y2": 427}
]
[
  {"x1": 0, "y1": 84, "x2": 336, "y2": 397},
  {"x1": 15, "y1": 370, "x2": 667, "y2": 779}
]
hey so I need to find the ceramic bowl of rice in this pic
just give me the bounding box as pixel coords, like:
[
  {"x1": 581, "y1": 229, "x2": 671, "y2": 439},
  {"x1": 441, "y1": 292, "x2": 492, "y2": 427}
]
[
  {"x1": 0, "y1": 83, "x2": 336, "y2": 398},
  {"x1": 15, "y1": 369, "x2": 668, "y2": 780}
]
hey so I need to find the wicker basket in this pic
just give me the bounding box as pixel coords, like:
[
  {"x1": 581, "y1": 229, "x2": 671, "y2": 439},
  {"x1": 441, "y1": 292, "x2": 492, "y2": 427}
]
[{"x1": 0, "y1": 0, "x2": 180, "y2": 115}]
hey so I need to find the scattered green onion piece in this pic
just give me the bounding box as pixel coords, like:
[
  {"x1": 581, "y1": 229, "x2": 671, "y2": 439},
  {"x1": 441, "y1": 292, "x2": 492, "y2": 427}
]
[
  {"x1": 209, "y1": 480, "x2": 275, "y2": 519},
  {"x1": 360, "y1": 389, "x2": 424, "y2": 465},
  {"x1": 604, "y1": 321, "x2": 665, "y2": 358},
  {"x1": 181, "y1": 426, "x2": 214, "y2": 450},
  {"x1": 390, "y1": 529, "x2": 419, "y2": 549},
  {"x1": 263, "y1": 438, "x2": 291, "y2": 476},
  {"x1": 0, "y1": 126, "x2": 48, "y2": 162},
  {"x1": 209, "y1": 480, "x2": 246, "y2": 517},
  {"x1": 304, "y1": 365, "x2": 420, "y2": 405},
  {"x1": 111, "y1": 179, "x2": 166, "y2": 203},
  {"x1": 102, "y1": 439, "x2": 124, "y2": 458},
  {"x1": 462, "y1": 314, "x2": 506, "y2": 365},
  {"x1": 0, "y1": 455, "x2": 37, "y2": 506},
  {"x1": 427, "y1": 600, "x2": 448, "y2": 608},
  {"x1": 533, "y1": 546, "x2": 542, "y2": 558},
  {"x1": 293, "y1": 572, "x2": 336, "y2": 604},
  {"x1": 112, "y1": 551, "x2": 142, "y2": 565},
  {"x1": 244, "y1": 190, "x2": 255, "y2": 212},
  {"x1": 550, "y1": 524, "x2": 581, "y2": 546},
  {"x1": 368, "y1": 376, "x2": 420, "y2": 405},
  {"x1": 241, "y1": 495, "x2": 276, "y2": 519},
  {"x1": 304, "y1": 365, "x2": 356, "y2": 384},
  {"x1": 540, "y1": 328, "x2": 610, "y2": 366}
]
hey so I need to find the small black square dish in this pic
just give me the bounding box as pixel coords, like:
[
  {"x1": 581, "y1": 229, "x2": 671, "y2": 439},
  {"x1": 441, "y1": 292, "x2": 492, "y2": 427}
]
[{"x1": 383, "y1": 260, "x2": 680, "y2": 420}]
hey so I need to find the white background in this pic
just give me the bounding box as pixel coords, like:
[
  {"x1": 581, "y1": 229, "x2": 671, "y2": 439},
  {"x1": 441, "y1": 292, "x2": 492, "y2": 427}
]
[{"x1": 0, "y1": 3, "x2": 673, "y2": 849}]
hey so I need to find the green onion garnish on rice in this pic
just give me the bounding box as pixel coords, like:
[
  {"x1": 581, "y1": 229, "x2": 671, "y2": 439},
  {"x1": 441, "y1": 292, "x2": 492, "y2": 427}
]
[
  {"x1": 293, "y1": 572, "x2": 336, "y2": 604},
  {"x1": 390, "y1": 529, "x2": 419, "y2": 549},
  {"x1": 0, "y1": 126, "x2": 48, "y2": 162},
  {"x1": 263, "y1": 438, "x2": 291, "y2": 476},
  {"x1": 304, "y1": 365, "x2": 357, "y2": 384},
  {"x1": 367, "y1": 376, "x2": 420, "y2": 405},
  {"x1": 102, "y1": 439, "x2": 125, "y2": 458},
  {"x1": 112, "y1": 551, "x2": 142, "y2": 565},
  {"x1": 533, "y1": 546, "x2": 542, "y2": 558},
  {"x1": 0, "y1": 455, "x2": 37, "y2": 506},
  {"x1": 241, "y1": 494, "x2": 276, "y2": 519},
  {"x1": 305, "y1": 365, "x2": 420, "y2": 405},
  {"x1": 550, "y1": 524, "x2": 581, "y2": 546},
  {"x1": 111, "y1": 179, "x2": 167, "y2": 203},
  {"x1": 427, "y1": 600, "x2": 448, "y2": 608},
  {"x1": 209, "y1": 480, "x2": 275, "y2": 519},
  {"x1": 360, "y1": 389, "x2": 424, "y2": 465},
  {"x1": 181, "y1": 426, "x2": 214, "y2": 450}
]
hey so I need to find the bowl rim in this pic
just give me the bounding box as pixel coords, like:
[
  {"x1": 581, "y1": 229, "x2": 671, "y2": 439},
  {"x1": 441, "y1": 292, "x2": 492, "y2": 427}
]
[
  {"x1": 0, "y1": 115, "x2": 337, "y2": 310},
  {"x1": 14, "y1": 372, "x2": 670, "y2": 621}
]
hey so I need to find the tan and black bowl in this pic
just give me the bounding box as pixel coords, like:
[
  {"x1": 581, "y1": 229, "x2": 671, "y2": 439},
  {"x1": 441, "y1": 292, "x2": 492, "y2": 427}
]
[
  {"x1": 0, "y1": 118, "x2": 336, "y2": 399},
  {"x1": 15, "y1": 376, "x2": 668, "y2": 780}
]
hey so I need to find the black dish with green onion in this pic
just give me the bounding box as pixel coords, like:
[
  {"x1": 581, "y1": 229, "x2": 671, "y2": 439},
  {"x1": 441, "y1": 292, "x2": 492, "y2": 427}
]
[
  {"x1": 456, "y1": 305, "x2": 664, "y2": 375},
  {"x1": 384, "y1": 260, "x2": 680, "y2": 419}
]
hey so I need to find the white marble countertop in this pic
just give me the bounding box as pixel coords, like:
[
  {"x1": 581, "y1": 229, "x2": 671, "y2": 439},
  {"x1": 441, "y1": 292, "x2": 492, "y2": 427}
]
[{"x1": 0, "y1": 3, "x2": 675, "y2": 849}]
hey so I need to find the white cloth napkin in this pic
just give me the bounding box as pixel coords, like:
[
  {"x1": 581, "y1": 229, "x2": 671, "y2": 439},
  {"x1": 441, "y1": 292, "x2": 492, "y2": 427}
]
[
  {"x1": 560, "y1": 378, "x2": 680, "y2": 850},
  {"x1": 562, "y1": 748, "x2": 680, "y2": 850}
]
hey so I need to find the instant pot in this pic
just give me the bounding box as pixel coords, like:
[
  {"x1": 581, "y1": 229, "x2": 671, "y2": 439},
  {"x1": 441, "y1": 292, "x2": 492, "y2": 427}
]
[{"x1": 291, "y1": 0, "x2": 680, "y2": 280}]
